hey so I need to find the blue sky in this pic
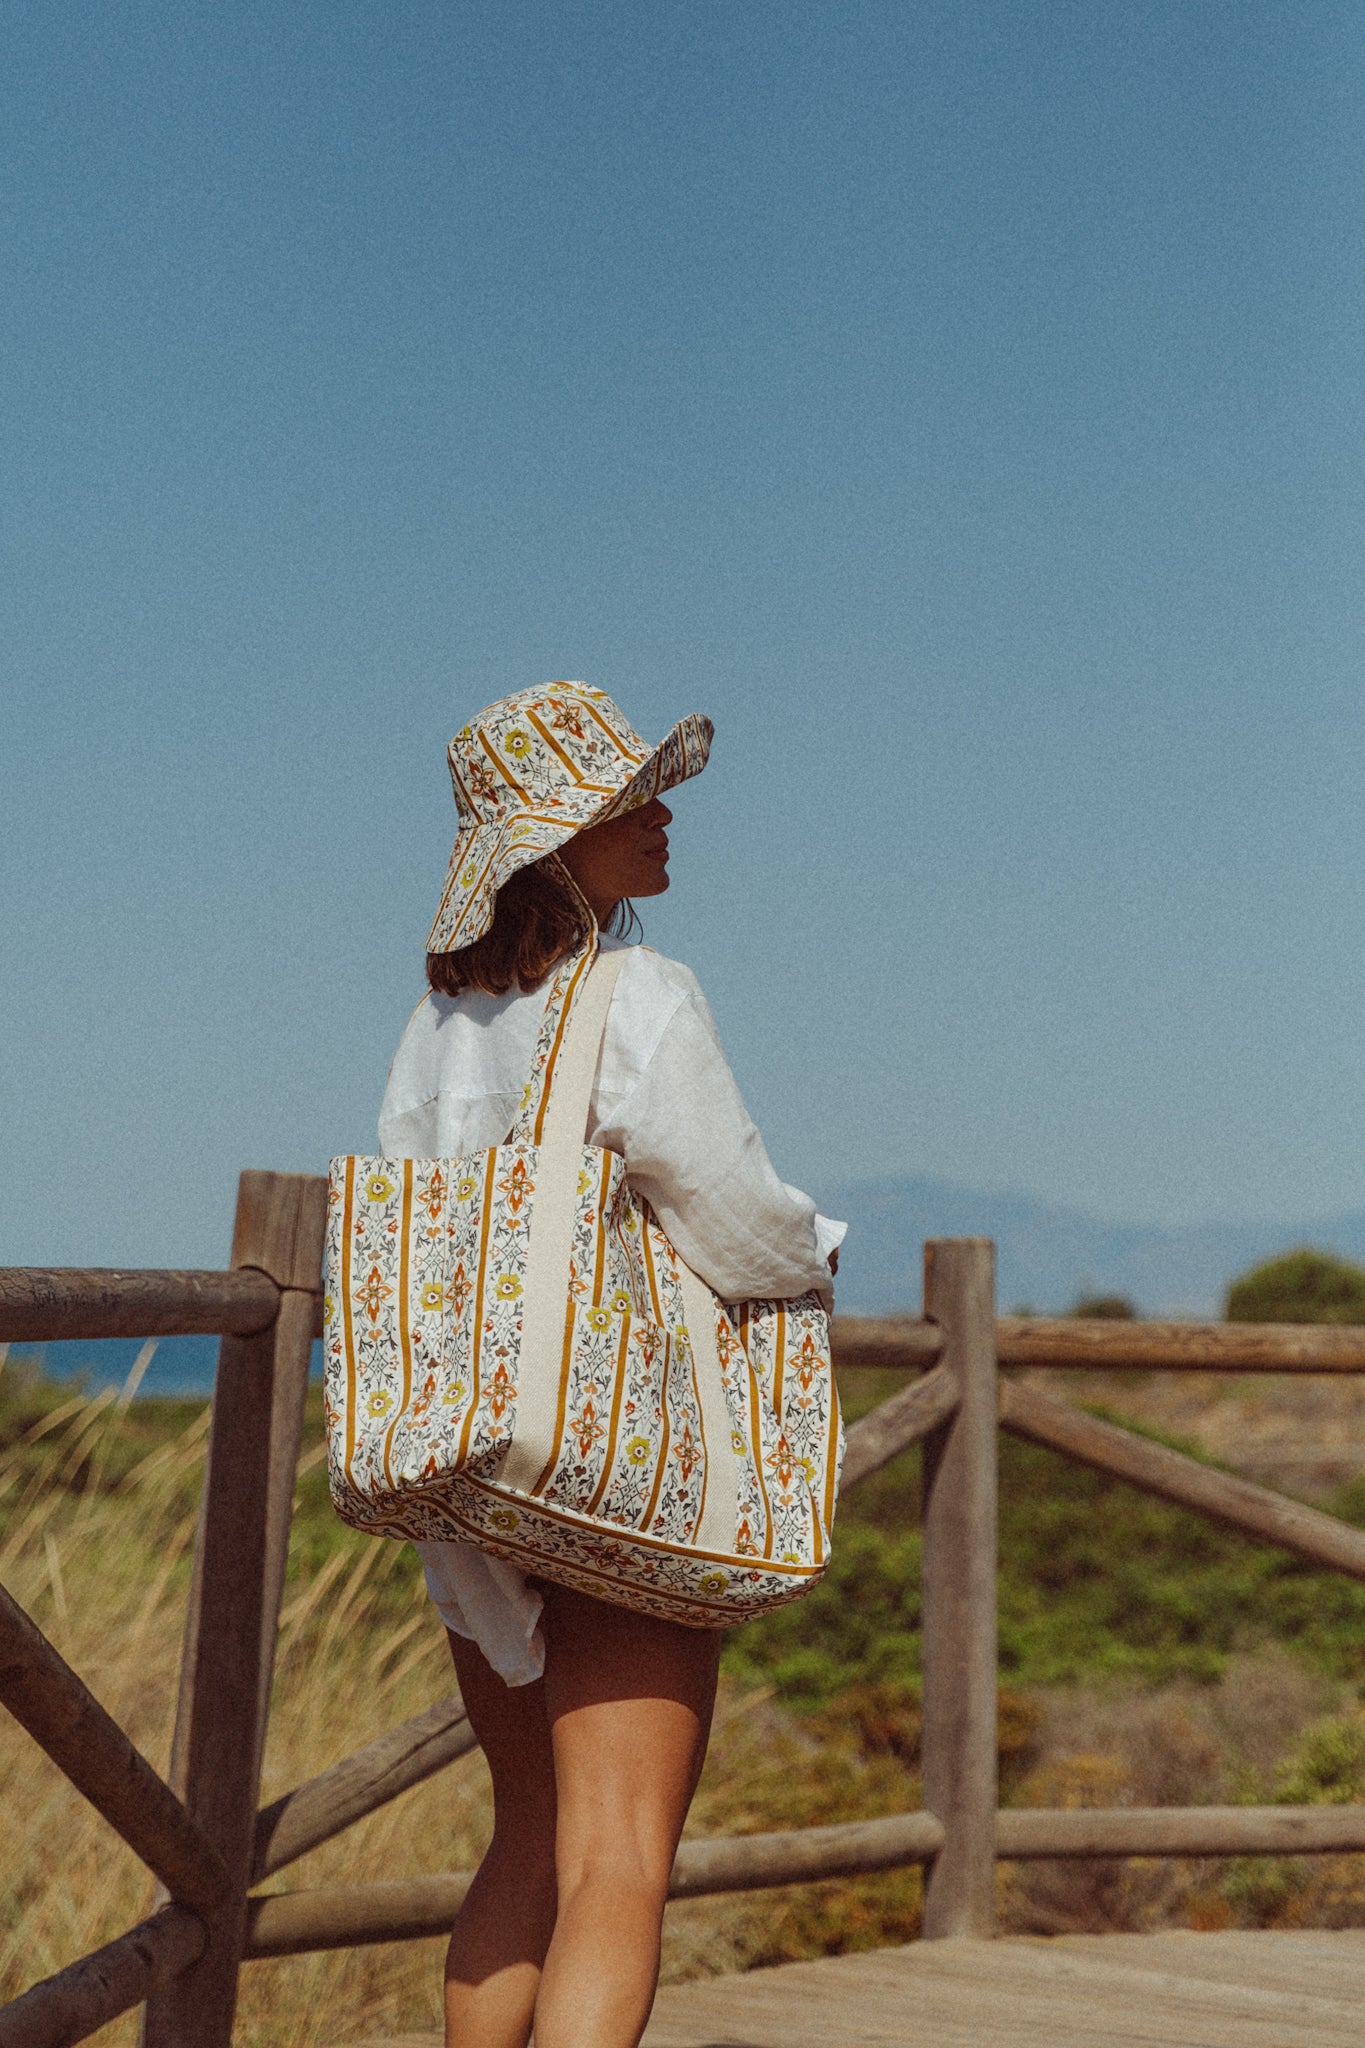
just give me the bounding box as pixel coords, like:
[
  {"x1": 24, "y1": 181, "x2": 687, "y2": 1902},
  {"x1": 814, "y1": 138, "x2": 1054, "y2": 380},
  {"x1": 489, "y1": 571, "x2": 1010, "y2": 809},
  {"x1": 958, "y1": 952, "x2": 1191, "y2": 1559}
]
[{"x1": 5, "y1": 0, "x2": 1364, "y2": 1271}]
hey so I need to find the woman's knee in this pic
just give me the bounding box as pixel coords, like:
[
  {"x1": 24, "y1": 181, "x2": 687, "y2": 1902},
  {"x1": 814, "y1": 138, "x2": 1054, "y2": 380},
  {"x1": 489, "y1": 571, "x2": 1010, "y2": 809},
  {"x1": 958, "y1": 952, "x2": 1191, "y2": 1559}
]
[{"x1": 554, "y1": 1829, "x2": 673, "y2": 1916}]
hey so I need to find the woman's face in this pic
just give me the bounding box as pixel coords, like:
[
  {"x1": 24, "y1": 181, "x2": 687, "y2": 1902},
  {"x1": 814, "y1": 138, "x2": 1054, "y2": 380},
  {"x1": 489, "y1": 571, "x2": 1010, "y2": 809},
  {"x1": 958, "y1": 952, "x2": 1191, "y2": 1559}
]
[{"x1": 557, "y1": 796, "x2": 673, "y2": 922}]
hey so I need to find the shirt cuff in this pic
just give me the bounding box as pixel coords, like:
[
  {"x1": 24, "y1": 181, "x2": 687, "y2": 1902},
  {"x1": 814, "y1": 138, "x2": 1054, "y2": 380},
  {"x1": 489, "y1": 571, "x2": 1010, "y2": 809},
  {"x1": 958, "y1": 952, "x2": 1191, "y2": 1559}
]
[{"x1": 813, "y1": 1212, "x2": 848, "y2": 1266}]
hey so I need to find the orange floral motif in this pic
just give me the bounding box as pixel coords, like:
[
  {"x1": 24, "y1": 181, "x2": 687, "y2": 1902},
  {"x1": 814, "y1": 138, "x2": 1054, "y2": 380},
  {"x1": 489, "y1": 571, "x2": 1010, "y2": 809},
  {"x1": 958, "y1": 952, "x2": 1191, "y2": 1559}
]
[
  {"x1": 672, "y1": 1421, "x2": 700, "y2": 1487},
  {"x1": 496, "y1": 1156, "x2": 534, "y2": 1216},
  {"x1": 447, "y1": 1261, "x2": 472, "y2": 1316},
  {"x1": 485, "y1": 1354, "x2": 513, "y2": 1428},
  {"x1": 792, "y1": 1329, "x2": 825, "y2": 1401},
  {"x1": 545, "y1": 697, "x2": 587, "y2": 740},
  {"x1": 356, "y1": 1263, "x2": 394, "y2": 1325},
  {"x1": 418, "y1": 1165, "x2": 446, "y2": 1224},
  {"x1": 570, "y1": 1393, "x2": 606, "y2": 1460}
]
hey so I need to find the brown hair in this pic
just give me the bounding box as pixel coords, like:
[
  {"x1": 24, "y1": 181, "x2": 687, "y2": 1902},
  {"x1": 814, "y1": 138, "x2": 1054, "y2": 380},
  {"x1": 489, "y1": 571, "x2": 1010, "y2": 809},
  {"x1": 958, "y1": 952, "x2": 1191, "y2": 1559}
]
[{"x1": 426, "y1": 858, "x2": 639, "y2": 998}]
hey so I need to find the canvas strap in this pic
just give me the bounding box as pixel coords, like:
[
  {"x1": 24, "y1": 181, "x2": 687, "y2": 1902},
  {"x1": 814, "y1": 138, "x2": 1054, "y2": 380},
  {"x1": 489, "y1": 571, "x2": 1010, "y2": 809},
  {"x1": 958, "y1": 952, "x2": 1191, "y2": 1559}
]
[
  {"x1": 497, "y1": 945, "x2": 740, "y2": 1557},
  {"x1": 497, "y1": 945, "x2": 626, "y2": 1496}
]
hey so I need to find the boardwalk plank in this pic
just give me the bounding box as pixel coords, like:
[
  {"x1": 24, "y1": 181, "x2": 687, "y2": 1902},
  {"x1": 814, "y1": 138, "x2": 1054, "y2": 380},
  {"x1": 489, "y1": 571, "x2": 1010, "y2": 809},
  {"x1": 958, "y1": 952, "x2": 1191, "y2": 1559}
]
[
  {"x1": 642, "y1": 1937, "x2": 1365, "y2": 2048},
  {"x1": 1055, "y1": 1928, "x2": 1365, "y2": 1998},
  {"x1": 343, "y1": 1929, "x2": 1365, "y2": 2048},
  {"x1": 891, "y1": 1938, "x2": 1364, "y2": 2040}
]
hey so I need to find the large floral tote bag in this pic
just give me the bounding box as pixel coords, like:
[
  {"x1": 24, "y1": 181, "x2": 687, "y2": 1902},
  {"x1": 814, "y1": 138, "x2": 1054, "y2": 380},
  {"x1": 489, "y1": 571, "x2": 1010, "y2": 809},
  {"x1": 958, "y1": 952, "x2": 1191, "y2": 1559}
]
[{"x1": 324, "y1": 941, "x2": 843, "y2": 1626}]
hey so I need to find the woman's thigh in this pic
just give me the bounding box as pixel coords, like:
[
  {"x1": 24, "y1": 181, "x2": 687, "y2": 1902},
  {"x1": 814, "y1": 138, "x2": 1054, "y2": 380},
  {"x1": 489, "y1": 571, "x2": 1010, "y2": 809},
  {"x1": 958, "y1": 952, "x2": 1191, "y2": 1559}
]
[{"x1": 538, "y1": 1584, "x2": 724, "y2": 1888}]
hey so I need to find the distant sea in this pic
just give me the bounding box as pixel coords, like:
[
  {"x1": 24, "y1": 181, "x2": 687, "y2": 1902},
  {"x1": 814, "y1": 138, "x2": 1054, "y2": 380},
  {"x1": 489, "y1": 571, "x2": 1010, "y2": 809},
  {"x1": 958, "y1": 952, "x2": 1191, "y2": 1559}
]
[
  {"x1": 9, "y1": 1172, "x2": 1363, "y2": 1398},
  {"x1": 3, "y1": 1335, "x2": 325, "y2": 1400}
]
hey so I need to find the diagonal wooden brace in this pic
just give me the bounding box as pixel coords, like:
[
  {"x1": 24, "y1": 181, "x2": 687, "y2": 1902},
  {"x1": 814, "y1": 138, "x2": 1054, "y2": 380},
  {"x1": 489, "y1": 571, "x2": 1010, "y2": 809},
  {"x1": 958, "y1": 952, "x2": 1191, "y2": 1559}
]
[{"x1": 0, "y1": 1581, "x2": 227, "y2": 1913}]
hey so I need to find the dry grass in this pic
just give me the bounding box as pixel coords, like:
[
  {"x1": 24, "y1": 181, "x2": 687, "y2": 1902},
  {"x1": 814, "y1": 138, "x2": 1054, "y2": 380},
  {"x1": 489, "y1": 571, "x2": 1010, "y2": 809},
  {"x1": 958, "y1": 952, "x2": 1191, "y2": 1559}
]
[
  {"x1": 7, "y1": 1367, "x2": 1365, "y2": 2048},
  {"x1": 0, "y1": 1377, "x2": 924, "y2": 2045},
  {"x1": 1019, "y1": 1365, "x2": 1365, "y2": 1499}
]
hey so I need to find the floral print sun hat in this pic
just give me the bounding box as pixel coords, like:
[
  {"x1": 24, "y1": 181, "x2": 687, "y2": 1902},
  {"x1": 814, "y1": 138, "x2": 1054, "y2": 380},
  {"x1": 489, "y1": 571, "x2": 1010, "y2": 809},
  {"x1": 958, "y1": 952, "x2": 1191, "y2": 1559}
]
[{"x1": 425, "y1": 681, "x2": 714, "y2": 954}]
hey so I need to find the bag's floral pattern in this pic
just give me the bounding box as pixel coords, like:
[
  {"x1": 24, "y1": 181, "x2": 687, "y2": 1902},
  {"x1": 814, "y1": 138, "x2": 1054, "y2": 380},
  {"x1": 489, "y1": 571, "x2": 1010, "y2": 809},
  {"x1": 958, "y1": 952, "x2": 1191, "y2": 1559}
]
[{"x1": 324, "y1": 947, "x2": 842, "y2": 1627}]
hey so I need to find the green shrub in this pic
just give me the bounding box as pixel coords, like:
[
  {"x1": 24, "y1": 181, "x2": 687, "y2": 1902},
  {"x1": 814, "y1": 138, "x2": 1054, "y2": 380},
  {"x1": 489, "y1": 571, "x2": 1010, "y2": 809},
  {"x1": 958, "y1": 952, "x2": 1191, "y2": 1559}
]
[{"x1": 1225, "y1": 1247, "x2": 1365, "y2": 1325}]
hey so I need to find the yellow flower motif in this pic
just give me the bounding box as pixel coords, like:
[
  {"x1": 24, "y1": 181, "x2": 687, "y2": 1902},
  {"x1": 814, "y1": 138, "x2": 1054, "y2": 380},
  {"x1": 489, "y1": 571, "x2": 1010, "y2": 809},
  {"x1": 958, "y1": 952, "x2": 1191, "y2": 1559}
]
[
  {"x1": 420, "y1": 1284, "x2": 444, "y2": 1312},
  {"x1": 610, "y1": 1289, "x2": 633, "y2": 1315},
  {"x1": 488, "y1": 1507, "x2": 520, "y2": 1532},
  {"x1": 731, "y1": 1430, "x2": 747, "y2": 1455},
  {"x1": 460, "y1": 864, "x2": 478, "y2": 886},
  {"x1": 322, "y1": 1293, "x2": 335, "y2": 1325},
  {"x1": 503, "y1": 729, "x2": 531, "y2": 759},
  {"x1": 698, "y1": 1570, "x2": 728, "y2": 1595},
  {"x1": 781, "y1": 1551, "x2": 801, "y2": 1566},
  {"x1": 442, "y1": 1380, "x2": 467, "y2": 1405},
  {"x1": 798, "y1": 1456, "x2": 817, "y2": 1484},
  {"x1": 584, "y1": 1306, "x2": 613, "y2": 1332},
  {"x1": 365, "y1": 1175, "x2": 394, "y2": 1203},
  {"x1": 456, "y1": 1176, "x2": 478, "y2": 1201},
  {"x1": 576, "y1": 1167, "x2": 593, "y2": 1196},
  {"x1": 494, "y1": 1273, "x2": 523, "y2": 1300},
  {"x1": 625, "y1": 1436, "x2": 652, "y2": 1466},
  {"x1": 366, "y1": 1389, "x2": 394, "y2": 1418}
]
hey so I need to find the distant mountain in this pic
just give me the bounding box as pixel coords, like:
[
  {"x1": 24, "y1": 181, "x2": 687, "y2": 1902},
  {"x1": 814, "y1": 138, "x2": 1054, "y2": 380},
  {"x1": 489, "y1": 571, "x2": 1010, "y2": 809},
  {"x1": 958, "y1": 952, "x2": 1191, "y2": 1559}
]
[{"x1": 820, "y1": 1174, "x2": 1365, "y2": 1319}]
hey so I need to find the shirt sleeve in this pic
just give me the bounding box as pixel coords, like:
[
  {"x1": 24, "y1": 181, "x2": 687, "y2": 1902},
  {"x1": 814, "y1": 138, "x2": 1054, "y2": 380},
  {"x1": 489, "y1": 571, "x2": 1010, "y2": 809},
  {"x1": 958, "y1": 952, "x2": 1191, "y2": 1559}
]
[{"x1": 594, "y1": 971, "x2": 838, "y2": 1308}]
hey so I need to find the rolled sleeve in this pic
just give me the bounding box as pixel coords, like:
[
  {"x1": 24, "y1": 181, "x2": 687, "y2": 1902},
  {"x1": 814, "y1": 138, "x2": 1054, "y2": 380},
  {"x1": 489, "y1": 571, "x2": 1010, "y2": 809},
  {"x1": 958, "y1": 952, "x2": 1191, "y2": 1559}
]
[{"x1": 595, "y1": 977, "x2": 836, "y2": 1307}]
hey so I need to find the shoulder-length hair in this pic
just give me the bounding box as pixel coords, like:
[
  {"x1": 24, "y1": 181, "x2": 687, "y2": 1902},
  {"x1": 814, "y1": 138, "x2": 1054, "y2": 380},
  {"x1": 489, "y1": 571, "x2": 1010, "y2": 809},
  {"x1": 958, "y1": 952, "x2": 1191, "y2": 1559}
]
[{"x1": 426, "y1": 858, "x2": 638, "y2": 998}]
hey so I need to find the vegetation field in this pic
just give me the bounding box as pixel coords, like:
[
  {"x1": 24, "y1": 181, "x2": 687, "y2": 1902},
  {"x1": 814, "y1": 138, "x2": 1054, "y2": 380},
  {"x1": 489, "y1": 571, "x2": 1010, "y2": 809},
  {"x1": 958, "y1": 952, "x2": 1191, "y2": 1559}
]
[{"x1": 6, "y1": 1348, "x2": 1365, "y2": 2047}]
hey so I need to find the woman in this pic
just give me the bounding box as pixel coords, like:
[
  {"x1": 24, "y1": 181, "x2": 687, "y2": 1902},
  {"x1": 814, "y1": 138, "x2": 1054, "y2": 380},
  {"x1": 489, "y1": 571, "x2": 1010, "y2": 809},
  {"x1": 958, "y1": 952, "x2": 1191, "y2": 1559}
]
[{"x1": 378, "y1": 682, "x2": 842, "y2": 2048}]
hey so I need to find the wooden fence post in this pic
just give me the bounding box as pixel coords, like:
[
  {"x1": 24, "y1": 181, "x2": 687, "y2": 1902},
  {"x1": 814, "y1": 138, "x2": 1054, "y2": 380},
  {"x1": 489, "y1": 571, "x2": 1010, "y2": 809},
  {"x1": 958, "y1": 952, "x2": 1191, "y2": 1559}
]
[
  {"x1": 920, "y1": 1237, "x2": 998, "y2": 1939},
  {"x1": 141, "y1": 1171, "x2": 328, "y2": 2048}
]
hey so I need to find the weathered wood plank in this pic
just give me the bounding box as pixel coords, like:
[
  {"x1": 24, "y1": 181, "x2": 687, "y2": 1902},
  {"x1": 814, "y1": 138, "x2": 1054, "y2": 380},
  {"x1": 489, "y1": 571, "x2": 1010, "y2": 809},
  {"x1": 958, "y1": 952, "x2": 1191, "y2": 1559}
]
[
  {"x1": 251, "y1": 1694, "x2": 479, "y2": 1883},
  {"x1": 668, "y1": 1809, "x2": 944, "y2": 1898},
  {"x1": 998, "y1": 1316, "x2": 1365, "y2": 1373},
  {"x1": 244, "y1": 1810, "x2": 947, "y2": 1955},
  {"x1": 0, "y1": 1907, "x2": 206, "y2": 2048},
  {"x1": 638, "y1": 1935, "x2": 1365, "y2": 2048},
  {"x1": 0, "y1": 1581, "x2": 227, "y2": 1912},
  {"x1": 839, "y1": 1362, "x2": 960, "y2": 1491},
  {"x1": 912, "y1": 1936, "x2": 1365, "y2": 2041},
  {"x1": 997, "y1": 1803, "x2": 1365, "y2": 1858},
  {"x1": 245, "y1": 1874, "x2": 471, "y2": 1958},
  {"x1": 344, "y1": 1931, "x2": 1365, "y2": 2048},
  {"x1": 1000, "y1": 1379, "x2": 1365, "y2": 1580},
  {"x1": 142, "y1": 1172, "x2": 327, "y2": 2048},
  {"x1": 0, "y1": 1266, "x2": 280, "y2": 1342},
  {"x1": 1055, "y1": 1928, "x2": 1365, "y2": 1999},
  {"x1": 920, "y1": 1239, "x2": 997, "y2": 1940},
  {"x1": 829, "y1": 1315, "x2": 944, "y2": 1371}
]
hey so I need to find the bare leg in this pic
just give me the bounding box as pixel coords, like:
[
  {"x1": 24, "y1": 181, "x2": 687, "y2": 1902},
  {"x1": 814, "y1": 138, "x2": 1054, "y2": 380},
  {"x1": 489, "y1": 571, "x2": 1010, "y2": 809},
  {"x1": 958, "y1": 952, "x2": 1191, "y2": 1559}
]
[
  {"x1": 442, "y1": 1628, "x2": 558, "y2": 2048},
  {"x1": 533, "y1": 1585, "x2": 723, "y2": 2048}
]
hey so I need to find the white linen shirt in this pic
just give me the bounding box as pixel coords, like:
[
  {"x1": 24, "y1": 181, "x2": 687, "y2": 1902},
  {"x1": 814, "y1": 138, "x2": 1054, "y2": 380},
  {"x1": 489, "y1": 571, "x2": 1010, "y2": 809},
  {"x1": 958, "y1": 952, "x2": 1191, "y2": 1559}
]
[{"x1": 378, "y1": 934, "x2": 845, "y2": 1684}]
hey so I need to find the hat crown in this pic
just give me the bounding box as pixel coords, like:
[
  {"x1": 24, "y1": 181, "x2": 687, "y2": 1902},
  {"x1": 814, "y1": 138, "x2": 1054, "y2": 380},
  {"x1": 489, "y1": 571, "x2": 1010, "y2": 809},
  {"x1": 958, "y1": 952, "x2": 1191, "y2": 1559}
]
[{"x1": 448, "y1": 682, "x2": 651, "y2": 828}]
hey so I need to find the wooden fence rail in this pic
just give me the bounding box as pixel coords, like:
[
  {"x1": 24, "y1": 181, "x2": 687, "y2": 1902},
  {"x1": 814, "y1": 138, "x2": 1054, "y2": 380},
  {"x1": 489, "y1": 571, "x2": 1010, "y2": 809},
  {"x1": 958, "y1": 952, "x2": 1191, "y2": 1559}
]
[{"x1": 7, "y1": 1187, "x2": 1365, "y2": 2047}]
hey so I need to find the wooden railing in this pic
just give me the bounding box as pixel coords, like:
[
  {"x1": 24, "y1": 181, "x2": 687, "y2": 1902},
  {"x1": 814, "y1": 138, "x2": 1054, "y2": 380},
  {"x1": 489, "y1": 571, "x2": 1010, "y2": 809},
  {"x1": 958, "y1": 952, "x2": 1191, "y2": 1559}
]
[{"x1": 6, "y1": 1184, "x2": 1365, "y2": 2045}]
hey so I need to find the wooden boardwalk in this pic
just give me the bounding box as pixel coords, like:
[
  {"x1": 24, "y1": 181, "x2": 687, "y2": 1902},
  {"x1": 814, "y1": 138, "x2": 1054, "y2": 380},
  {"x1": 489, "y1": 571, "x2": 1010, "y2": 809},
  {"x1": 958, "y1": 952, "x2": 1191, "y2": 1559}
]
[{"x1": 360, "y1": 1930, "x2": 1365, "y2": 2048}]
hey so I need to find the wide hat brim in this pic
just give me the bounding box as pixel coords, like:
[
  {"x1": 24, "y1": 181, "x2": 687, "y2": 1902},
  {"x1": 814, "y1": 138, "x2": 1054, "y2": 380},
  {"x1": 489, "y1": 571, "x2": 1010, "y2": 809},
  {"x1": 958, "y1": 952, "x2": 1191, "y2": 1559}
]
[{"x1": 426, "y1": 710, "x2": 713, "y2": 954}]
